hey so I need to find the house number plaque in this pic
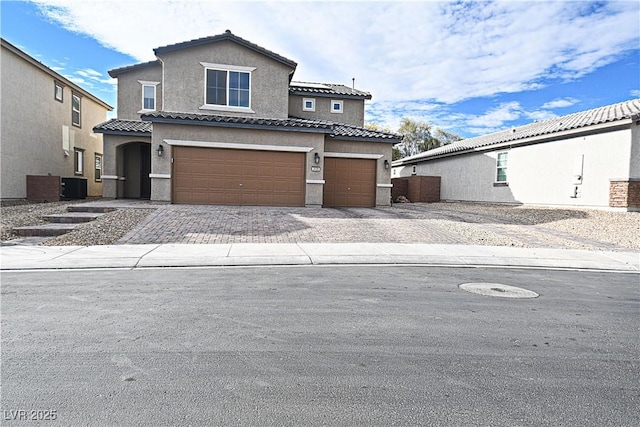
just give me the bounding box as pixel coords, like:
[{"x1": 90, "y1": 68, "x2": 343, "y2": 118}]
[{"x1": 311, "y1": 166, "x2": 321, "y2": 172}]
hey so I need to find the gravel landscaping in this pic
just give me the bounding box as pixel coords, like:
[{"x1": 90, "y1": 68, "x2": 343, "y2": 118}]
[{"x1": 1, "y1": 200, "x2": 639, "y2": 251}]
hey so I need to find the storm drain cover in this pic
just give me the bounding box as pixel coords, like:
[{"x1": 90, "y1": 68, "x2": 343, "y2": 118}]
[{"x1": 459, "y1": 283, "x2": 539, "y2": 299}]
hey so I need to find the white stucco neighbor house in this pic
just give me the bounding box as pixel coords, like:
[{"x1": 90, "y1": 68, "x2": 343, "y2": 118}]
[{"x1": 392, "y1": 99, "x2": 640, "y2": 211}]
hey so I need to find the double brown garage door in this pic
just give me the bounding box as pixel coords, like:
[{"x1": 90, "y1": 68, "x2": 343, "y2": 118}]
[
  {"x1": 173, "y1": 146, "x2": 305, "y2": 206},
  {"x1": 173, "y1": 146, "x2": 376, "y2": 207}
]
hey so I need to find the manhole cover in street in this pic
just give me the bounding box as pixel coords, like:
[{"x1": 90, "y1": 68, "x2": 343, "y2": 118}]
[{"x1": 459, "y1": 283, "x2": 539, "y2": 299}]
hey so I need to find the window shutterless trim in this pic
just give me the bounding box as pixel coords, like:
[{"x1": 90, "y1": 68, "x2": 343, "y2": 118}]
[
  {"x1": 94, "y1": 153, "x2": 102, "y2": 182},
  {"x1": 74, "y1": 148, "x2": 84, "y2": 175},
  {"x1": 330, "y1": 99, "x2": 343, "y2": 113},
  {"x1": 72, "y1": 93, "x2": 81, "y2": 127},
  {"x1": 200, "y1": 62, "x2": 255, "y2": 111},
  {"x1": 303, "y1": 98, "x2": 315, "y2": 112},
  {"x1": 138, "y1": 80, "x2": 159, "y2": 112},
  {"x1": 54, "y1": 81, "x2": 64, "y2": 102}
]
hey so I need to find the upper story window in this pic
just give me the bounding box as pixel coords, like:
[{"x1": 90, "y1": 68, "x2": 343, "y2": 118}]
[
  {"x1": 54, "y1": 82, "x2": 64, "y2": 102},
  {"x1": 331, "y1": 100, "x2": 343, "y2": 114},
  {"x1": 72, "y1": 93, "x2": 81, "y2": 127},
  {"x1": 496, "y1": 152, "x2": 508, "y2": 182},
  {"x1": 139, "y1": 80, "x2": 159, "y2": 112},
  {"x1": 303, "y1": 98, "x2": 315, "y2": 112},
  {"x1": 200, "y1": 62, "x2": 255, "y2": 112}
]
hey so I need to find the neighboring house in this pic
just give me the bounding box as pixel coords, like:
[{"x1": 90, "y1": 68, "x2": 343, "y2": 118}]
[
  {"x1": 0, "y1": 38, "x2": 112, "y2": 200},
  {"x1": 392, "y1": 99, "x2": 640, "y2": 211},
  {"x1": 93, "y1": 30, "x2": 400, "y2": 207}
]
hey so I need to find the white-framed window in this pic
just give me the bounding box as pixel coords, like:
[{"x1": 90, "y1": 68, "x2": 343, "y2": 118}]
[
  {"x1": 496, "y1": 152, "x2": 508, "y2": 183},
  {"x1": 74, "y1": 148, "x2": 84, "y2": 175},
  {"x1": 201, "y1": 62, "x2": 255, "y2": 111},
  {"x1": 95, "y1": 153, "x2": 102, "y2": 182},
  {"x1": 330, "y1": 99, "x2": 343, "y2": 114},
  {"x1": 72, "y1": 93, "x2": 81, "y2": 127},
  {"x1": 138, "y1": 81, "x2": 159, "y2": 111},
  {"x1": 54, "y1": 82, "x2": 63, "y2": 102},
  {"x1": 303, "y1": 98, "x2": 315, "y2": 112}
]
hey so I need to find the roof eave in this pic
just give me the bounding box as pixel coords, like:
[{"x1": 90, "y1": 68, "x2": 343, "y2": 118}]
[
  {"x1": 93, "y1": 129, "x2": 152, "y2": 137},
  {"x1": 142, "y1": 115, "x2": 332, "y2": 134},
  {"x1": 330, "y1": 135, "x2": 400, "y2": 144}
]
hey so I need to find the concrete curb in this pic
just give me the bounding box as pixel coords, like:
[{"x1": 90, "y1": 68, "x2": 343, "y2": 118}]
[{"x1": 1, "y1": 243, "x2": 638, "y2": 272}]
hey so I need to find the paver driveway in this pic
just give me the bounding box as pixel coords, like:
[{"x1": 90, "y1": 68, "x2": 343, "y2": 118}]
[{"x1": 115, "y1": 203, "x2": 631, "y2": 250}]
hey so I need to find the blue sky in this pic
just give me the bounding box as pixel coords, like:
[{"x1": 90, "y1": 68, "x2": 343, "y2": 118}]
[{"x1": 2, "y1": 0, "x2": 638, "y2": 138}]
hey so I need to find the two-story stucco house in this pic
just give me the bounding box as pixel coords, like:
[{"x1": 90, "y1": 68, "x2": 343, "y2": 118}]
[
  {"x1": 1, "y1": 38, "x2": 112, "y2": 200},
  {"x1": 392, "y1": 99, "x2": 640, "y2": 211},
  {"x1": 94, "y1": 30, "x2": 401, "y2": 207}
]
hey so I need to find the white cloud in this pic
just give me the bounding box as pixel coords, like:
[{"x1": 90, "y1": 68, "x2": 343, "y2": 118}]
[
  {"x1": 541, "y1": 98, "x2": 579, "y2": 109},
  {"x1": 29, "y1": 0, "x2": 639, "y2": 133},
  {"x1": 30, "y1": 0, "x2": 639, "y2": 102},
  {"x1": 631, "y1": 89, "x2": 640, "y2": 98}
]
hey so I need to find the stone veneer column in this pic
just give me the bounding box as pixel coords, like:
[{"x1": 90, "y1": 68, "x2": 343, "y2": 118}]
[{"x1": 609, "y1": 179, "x2": 640, "y2": 209}]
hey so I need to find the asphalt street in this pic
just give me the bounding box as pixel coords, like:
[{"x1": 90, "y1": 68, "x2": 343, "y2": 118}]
[{"x1": 1, "y1": 266, "x2": 638, "y2": 426}]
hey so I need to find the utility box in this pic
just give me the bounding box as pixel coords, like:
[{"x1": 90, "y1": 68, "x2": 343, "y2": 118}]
[{"x1": 61, "y1": 177, "x2": 88, "y2": 200}]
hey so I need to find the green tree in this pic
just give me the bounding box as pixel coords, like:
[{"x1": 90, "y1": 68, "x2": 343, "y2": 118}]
[{"x1": 395, "y1": 118, "x2": 461, "y2": 158}]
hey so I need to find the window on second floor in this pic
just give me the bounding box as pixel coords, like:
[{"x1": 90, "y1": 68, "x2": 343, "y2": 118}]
[
  {"x1": 72, "y1": 93, "x2": 81, "y2": 127},
  {"x1": 303, "y1": 98, "x2": 315, "y2": 112},
  {"x1": 54, "y1": 82, "x2": 64, "y2": 102},
  {"x1": 142, "y1": 85, "x2": 156, "y2": 110},
  {"x1": 331, "y1": 100, "x2": 343, "y2": 114},
  {"x1": 201, "y1": 62, "x2": 255, "y2": 110}
]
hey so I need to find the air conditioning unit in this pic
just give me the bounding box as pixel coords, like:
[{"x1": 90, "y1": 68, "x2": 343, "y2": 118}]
[{"x1": 61, "y1": 177, "x2": 88, "y2": 199}]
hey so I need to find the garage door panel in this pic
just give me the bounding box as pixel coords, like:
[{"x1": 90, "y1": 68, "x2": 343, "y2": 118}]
[
  {"x1": 173, "y1": 146, "x2": 304, "y2": 206},
  {"x1": 323, "y1": 157, "x2": 375, "y2": 208}
]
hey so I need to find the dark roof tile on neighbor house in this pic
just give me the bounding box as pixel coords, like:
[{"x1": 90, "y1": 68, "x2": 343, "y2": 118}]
[
  {"x1": 290, "y1": 81, "x2": 372, "y2": 99},
  {"x1": 394, "y1": 98, "x2": 640, "y2": 165}
]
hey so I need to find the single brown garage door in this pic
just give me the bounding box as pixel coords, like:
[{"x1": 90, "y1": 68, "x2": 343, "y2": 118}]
[
  {"x1": 323, "y1": 157, "x2": 376, "y2": 207},
  {"x1": 173, "y1": 146, "x2": 305, "y2": 206}
]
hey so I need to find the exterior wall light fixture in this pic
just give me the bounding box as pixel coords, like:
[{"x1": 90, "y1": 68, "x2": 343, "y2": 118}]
[
  {"x1": 156, "y1": 144, "x2": 164, "y2": 156},
  {"x1": 384, "y1": 159, "x2": 390, "y2": 169},
  {"x1": 314, "y1": 152, "x2": 320, "y2": 164}
]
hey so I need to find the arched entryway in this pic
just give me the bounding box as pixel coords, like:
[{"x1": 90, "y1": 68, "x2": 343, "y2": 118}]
[{"x1": 118, "y1": 142, "x2": 151, "y2": 199}]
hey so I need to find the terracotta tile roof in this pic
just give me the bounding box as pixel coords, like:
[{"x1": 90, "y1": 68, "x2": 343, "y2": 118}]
[
  {"x1": 395, "y1": 99, "x2": 640, "y2": 165},
  {"x1": 93, "y1": 119, "x2": 152, "y2": 135},
  {"x1": 153, "y1": 30, "x2": 297, "y2": 70},
  {"x1": 290, "y1": 82, "x2": 372, "y2": 99}
]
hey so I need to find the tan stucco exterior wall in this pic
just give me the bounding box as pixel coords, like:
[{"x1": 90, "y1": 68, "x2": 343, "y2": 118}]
[
  {"x1": 393, "y1": 126, "x2": 635, "y2": 209},
  {"x1": 156, "y1": 41, "x2": 292, "y2": 119},
  {"x1": 115, "y1": 64, "x2": 162, "y2": 120},
  {"x1": 1, "y1": 43, "x2": 109, "y2": 199},
  {"x1": 288, "y1": 95, "x2": 366, "y2": 127}
]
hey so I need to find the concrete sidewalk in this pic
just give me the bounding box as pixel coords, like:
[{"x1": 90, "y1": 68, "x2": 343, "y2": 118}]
[{"x1": 1, "y1": 243, "x2": 638, "y2": 272}]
